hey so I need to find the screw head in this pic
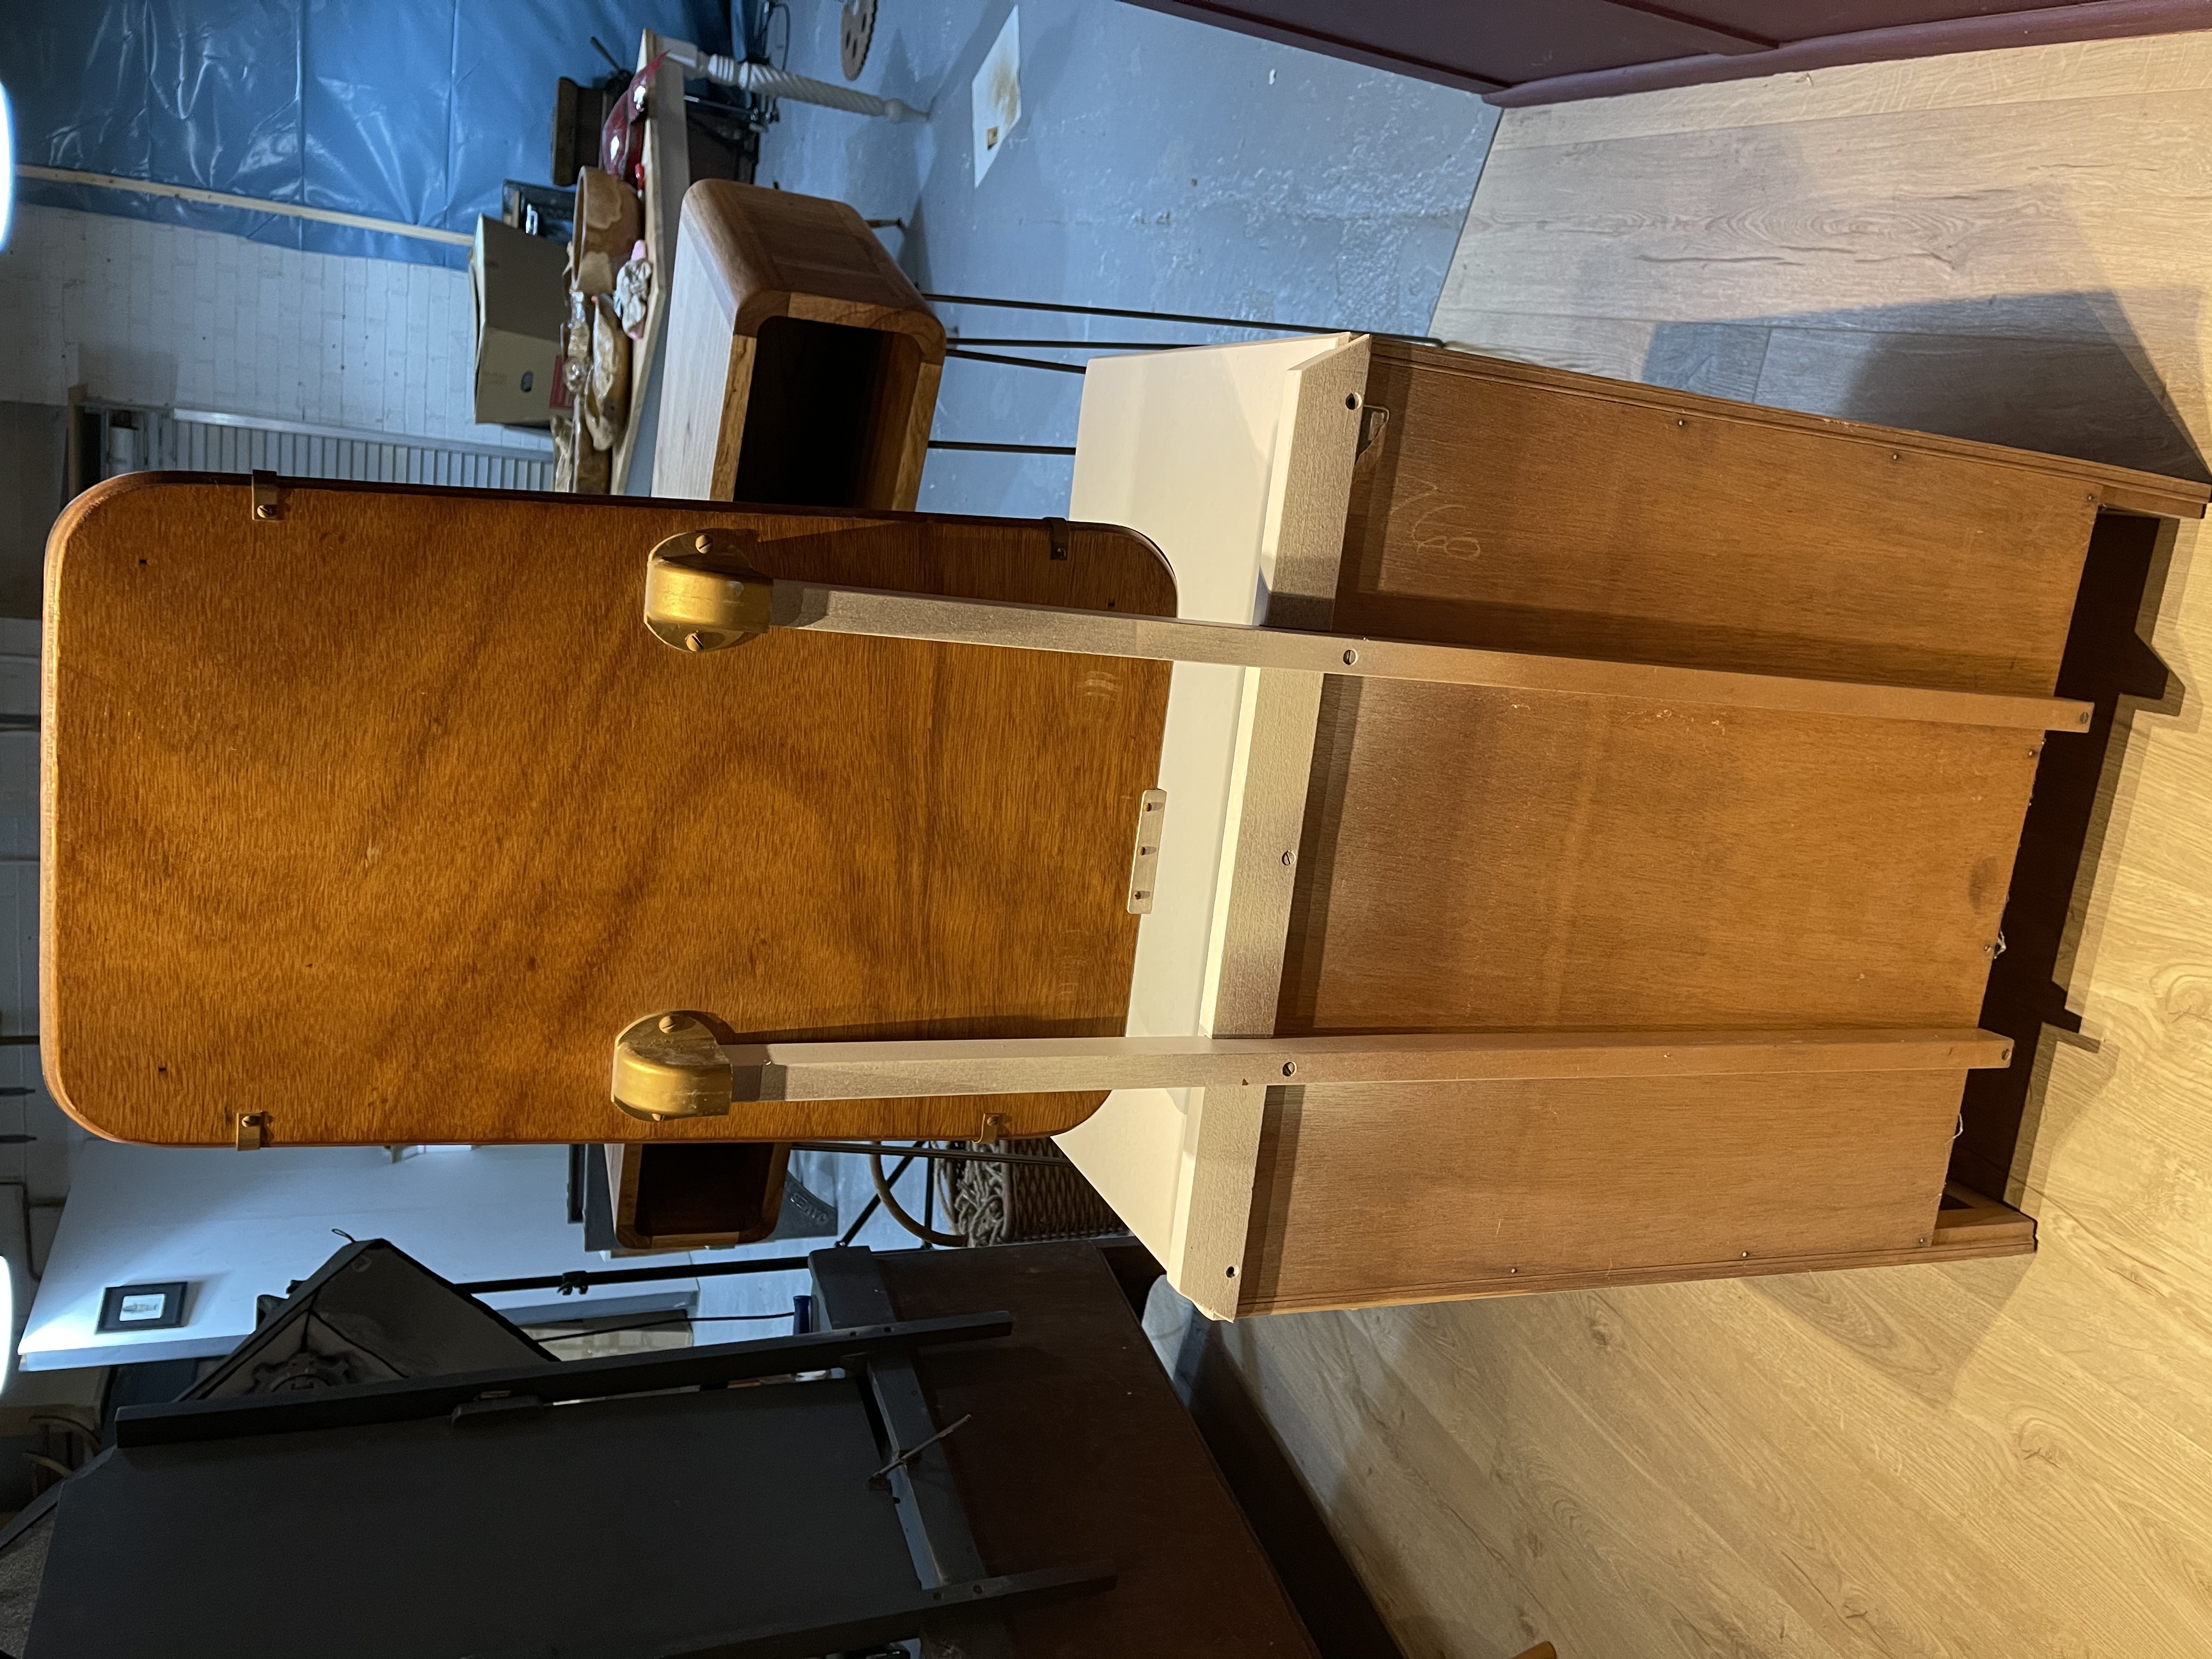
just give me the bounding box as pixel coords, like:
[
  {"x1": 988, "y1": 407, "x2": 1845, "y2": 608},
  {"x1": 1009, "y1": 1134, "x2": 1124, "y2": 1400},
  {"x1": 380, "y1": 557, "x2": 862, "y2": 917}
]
[
  {"x1": 658, "y1": 1014, "x2": 684, "y2": 1034},
  {"x1": 1280, "y1": 849, "x2": 1295, "y2": 867},
  {"x1": 253, "y1": 504, "x2": 274, "y2": 520},
  {"x1": 694, "y1": 533, "x2": 713, "y2": 553},
  {"x1": 684, "y1": 631, "x2": 706, "y2": 652},
  {"x1": 1344, "y1": 392, "x2": 1360, "y2": 411},
  {"x1": 1342, "y1": 648, "x2": 1359, "y2": 666},
  {"x1": 1917, "y1": 1235, "x2": 1931, "y2": 1246},
  {"x1": 1281, "y1": 1060, "x2": 1297, "y2": 1076}
]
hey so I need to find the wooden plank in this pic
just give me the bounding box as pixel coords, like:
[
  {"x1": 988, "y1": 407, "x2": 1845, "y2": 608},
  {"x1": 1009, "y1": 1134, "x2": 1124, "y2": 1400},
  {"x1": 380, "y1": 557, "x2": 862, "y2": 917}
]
[
  {"x1": 1343, "y1": 343, "x2": 2199, "y2": 707},
  {"x1": 1933, "y1": 1179, "x2": 2038, "y2": 1246},
  {"x1": 774, "y1": 580, "x2": 2091, "y2": 730},
  {"x1": 605, "y1": 1140, "x2": 789, "y2": 1249},
  {"x1": 726, "y1": 1028, "x2": 2015, "y2": 1099},
  {"x1": 647, "y1": 230, "x2": 745, "y2": 501},
  {"x1": 1179, "y1": 337, "x2": 1368, "y2": 1320},
  {"x1": 1178, "y1": 1080, "x2": 1266, "y2": 1322},
  {"x1": 42, "y1": 477, "x2": 1176, "y2": 1147},
  {"x1": 1278, "y1": 686, "x2": 2040, "y2": 1036},
  {"x1": 1198, "y1": 334, "x2": 1371, "y2": 1039},
  {"x1": 1058, "y1": 336, "x2": 1365, "y2": 1284},
  {"x1": 1240, "y1": 1068, "x2": 1970, "y2": 1312}
]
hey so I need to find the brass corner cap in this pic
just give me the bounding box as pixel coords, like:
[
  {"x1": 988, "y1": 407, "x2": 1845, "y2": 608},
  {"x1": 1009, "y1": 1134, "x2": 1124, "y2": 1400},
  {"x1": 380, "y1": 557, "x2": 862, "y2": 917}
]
[
  {"x1": 645, "y1": 530, "x2": 772, "y2": 653},
  {"x1": 612, "y1": 1012, "x2": 733, "y2": 1121}
]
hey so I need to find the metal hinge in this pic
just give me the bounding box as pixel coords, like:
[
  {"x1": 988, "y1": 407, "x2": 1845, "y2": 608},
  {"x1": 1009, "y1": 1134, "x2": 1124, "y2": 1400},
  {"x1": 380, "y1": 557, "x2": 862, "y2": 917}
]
[
  {"x1": 250, "y1": 471, "x2": 284, "y2": 522},
  {"x1": 1126, "y1": 788, "x2": 1167, "y2": 913},
  {"x1": 235, "y1": 1112, "x2": 270, "y2": 1150}
]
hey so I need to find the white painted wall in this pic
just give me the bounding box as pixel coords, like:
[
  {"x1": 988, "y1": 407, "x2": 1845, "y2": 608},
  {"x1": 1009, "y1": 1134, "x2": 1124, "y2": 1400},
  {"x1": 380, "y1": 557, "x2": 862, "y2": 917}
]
[
  {"x1": 17, "y1": 1141, "x2": 914, "y2": 1372},
  {"x1": 0, "y1": 204, "x2": 543, "y2": 451},
  {"x1": 19, "y1": 1143, "x2": 701, "y2": 1369}
]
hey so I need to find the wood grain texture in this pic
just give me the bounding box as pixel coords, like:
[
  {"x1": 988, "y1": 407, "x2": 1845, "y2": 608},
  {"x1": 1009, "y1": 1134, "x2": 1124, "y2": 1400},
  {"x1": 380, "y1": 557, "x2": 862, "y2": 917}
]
[
  {"x1": 1181, "y1": 338, "x2": 1369, "y2": 1317},
  {"x1": 736, "y1": 1028, "x2": 2015, "y2": 1095},
  {"x1": 1221, "y1": 32, "x2": 2212, "y2": 1659},
  {"x1": 652, "y1": 180, "x2": 945, "y2": 510},
  {"x1": 607, "y1": 1139, "x2": 789, "y2": 1248},
  {"x1": 780, "y1": 583, "x2": 2090, "y2": 730},
  {"x1": 1240, "y1": 1068, "x2": 1971, "y2": 1313},
  {"x1": 43, "y1": 477, "x2": 1174, "y2": 1148},
  {"x1": 1345, "y1": 342, "x2": 2203, "y2": 702},
  {"x1": 1279, "y1": 686, "x2": 2038, "y2": 1036},
  {"x1": 648, "y1": 230, "x2": 746, "y2": 501}
]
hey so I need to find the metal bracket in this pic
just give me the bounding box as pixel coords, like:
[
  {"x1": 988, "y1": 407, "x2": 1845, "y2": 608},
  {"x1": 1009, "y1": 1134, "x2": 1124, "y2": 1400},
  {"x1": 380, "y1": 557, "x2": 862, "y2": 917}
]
[
  {"x1": 1125, "y1": 788, "x2": 1166, "y2": 913},
  {"x1": 641, "y1": 528, "x2": 774, "y2": 653},
  {"x1": 637, "y1": 537, "x2": 2089, "y2": 732},
  {"x1": 235, "y1": 1112, "x2": 269, "y2": 1150},
  {"x1": 610, "y1": 1012, "x2": 733, "y2": 1121},
  {"x1": 613, "y1": 1025, "x2": 2017, "y2": 1121},
  {"x1": 249, "y1": 471, "x2": 283, "y2": 522}
]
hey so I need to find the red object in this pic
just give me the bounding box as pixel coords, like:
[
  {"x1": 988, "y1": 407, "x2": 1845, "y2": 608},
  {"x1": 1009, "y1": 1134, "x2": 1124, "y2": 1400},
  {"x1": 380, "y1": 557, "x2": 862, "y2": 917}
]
[{"x1": 599, "y1": 54, "x2": 667, "y2": 189}]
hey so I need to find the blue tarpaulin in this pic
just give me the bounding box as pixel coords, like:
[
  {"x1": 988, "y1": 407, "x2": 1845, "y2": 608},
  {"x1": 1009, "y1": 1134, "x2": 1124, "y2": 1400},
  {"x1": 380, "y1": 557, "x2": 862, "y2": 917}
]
[{"x1": 3, "y1": 1, "x2": 732, "y2": 265}]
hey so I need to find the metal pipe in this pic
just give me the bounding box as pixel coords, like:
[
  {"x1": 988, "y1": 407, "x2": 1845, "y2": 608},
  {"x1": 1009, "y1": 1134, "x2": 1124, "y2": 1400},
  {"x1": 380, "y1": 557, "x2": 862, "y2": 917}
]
[
  {"x1": 663, "y1": 38, "x2": 926, "y2": 121},
  {"x1": 945, "y1": 347, "x2": 1088, "y2": 375},
  {"x1": 923, "y1": 290, "x2": 1444, "y2": 345},
  {"x1": 767, "y1": 584, "x2": 2087, "y2": 732},
  {"x1": 454, "y1": 1255, "x2": 811, "y2": 1296},
  {"x1": 926, "y1": 441, "x2": 1076, "y2": 455},
  {"x1": 789, "y1": 1140, "x2": 1064, "y2": 1167}
]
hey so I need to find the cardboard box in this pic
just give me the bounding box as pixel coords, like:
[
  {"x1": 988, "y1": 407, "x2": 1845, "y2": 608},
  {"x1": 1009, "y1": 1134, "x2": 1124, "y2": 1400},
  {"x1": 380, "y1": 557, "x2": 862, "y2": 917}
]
[{"x1": 470, "y1": 216, "x2": 568, "y2": 427}]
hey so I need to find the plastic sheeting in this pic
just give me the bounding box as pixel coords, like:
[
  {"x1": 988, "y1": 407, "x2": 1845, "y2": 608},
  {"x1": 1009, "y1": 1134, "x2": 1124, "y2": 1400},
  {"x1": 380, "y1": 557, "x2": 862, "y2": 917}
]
[{"x1": 3, "y1": 1, "x2": 731, "y2": 266}]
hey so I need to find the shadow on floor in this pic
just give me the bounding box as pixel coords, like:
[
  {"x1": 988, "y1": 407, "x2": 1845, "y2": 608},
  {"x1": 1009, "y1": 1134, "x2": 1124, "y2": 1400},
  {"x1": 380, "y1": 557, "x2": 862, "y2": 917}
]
[
  {"x1": 1644, "y1": 292, "x2": 2209, "y2": 483},
  {"x1": 1959, "y1": 508, "x2": 2181, "y2": 1197},
  {"x1": 1645, "y1": 298, "x2": 2196, "y2": 1199},
  {"x1": 1170, "y1": 1313, "x2": 1409, "y2": 1659}
]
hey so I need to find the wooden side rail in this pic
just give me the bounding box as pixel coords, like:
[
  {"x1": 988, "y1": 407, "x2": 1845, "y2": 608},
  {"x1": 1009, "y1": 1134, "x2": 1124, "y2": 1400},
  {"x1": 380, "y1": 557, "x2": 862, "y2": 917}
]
[
  {"x1": 611, "y1": 1025, "x2": 2018, "y2": 1121},
  {"x1": 644, "y1": 533, "x2": 2094, "y2": 732}
]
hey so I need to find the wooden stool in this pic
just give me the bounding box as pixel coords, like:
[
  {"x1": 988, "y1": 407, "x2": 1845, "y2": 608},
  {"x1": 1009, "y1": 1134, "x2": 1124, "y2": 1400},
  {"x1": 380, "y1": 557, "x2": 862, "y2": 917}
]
[{"x1": 650, "y1": 180, "x2": 944, "y2": 509}]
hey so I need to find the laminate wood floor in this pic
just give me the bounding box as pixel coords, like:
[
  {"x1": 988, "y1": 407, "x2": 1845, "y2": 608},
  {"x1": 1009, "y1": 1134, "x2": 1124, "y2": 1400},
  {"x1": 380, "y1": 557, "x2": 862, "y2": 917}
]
[{"x1": 1220, "y1": 32, "x2": 2212, "y2": 1659}]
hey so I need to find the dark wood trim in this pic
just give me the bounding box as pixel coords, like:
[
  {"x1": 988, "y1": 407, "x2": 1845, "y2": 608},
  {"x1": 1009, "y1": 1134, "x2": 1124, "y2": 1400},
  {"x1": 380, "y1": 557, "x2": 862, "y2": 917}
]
[
  {"x1": 1489, "y1": 0, "x2": 2212, "y2": 107},
  {"x1": 1594, "y1": 1, "x2": 1776, "y2": 53},
  {"x1": 1123, "y1": 0, "x2": 1513, "y2": 93}
]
